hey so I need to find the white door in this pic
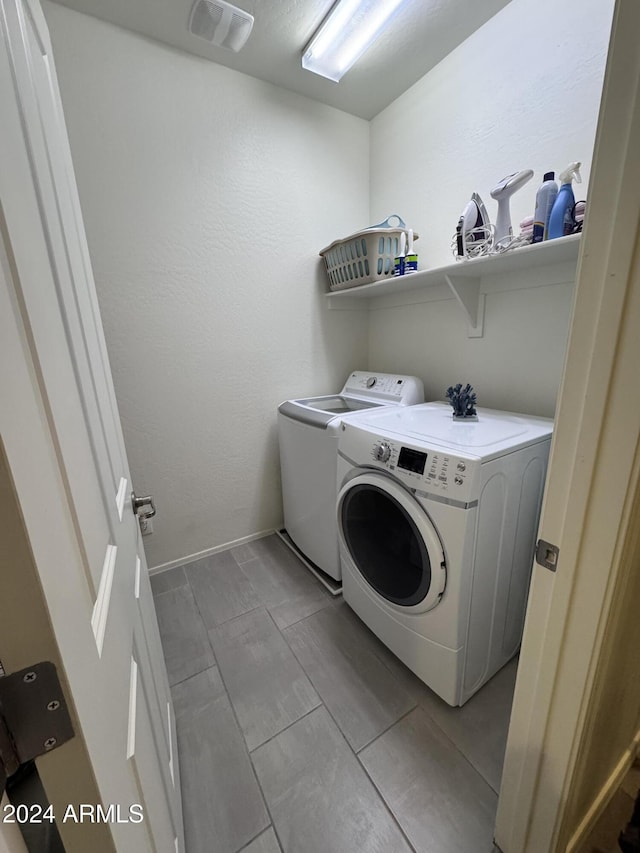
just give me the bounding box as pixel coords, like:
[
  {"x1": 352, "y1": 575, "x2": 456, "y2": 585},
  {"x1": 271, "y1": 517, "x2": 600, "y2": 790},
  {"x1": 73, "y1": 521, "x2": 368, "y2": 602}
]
[
  {"x1": 495, "y1": 1, "x2": 640, "y2": 850},
  {"x1": 0, "y1": 0, "x2": 184, "y2": 850}
]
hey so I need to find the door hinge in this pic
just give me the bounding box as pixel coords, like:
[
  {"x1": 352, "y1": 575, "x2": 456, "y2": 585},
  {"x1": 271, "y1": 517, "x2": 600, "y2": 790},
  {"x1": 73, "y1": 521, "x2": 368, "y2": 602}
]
[
  {"x1": 0, "y1": 662, "x2": 74, "y2": 796},
  {"x1": 535, "y1": 539, "x2": 560, "y2": 572}
]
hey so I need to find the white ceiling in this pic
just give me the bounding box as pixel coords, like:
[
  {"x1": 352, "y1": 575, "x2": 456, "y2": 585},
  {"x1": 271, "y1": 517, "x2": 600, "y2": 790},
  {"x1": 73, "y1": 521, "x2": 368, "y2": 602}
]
[
  {"x1": 48, "y1": 0, "x2": 511, "y2": 119},
  {"x1": 48, "y1": 0, "x2": 509, "y2": 119}
]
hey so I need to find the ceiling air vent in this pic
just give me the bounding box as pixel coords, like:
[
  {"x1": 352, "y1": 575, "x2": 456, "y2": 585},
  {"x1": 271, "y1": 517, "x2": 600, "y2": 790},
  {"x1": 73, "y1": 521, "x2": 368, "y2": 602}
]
[{"x1": 188, "y1": 0, "x2": 254, "y2": 52}]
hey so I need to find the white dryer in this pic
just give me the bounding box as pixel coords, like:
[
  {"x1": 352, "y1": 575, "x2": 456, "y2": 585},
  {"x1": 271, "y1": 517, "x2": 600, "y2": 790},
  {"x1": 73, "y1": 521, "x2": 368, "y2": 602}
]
[
  {"x1": 278, "y1": 371, "x2": 423, "y2": 584},
  {"x1": 336, "y1": 401, "x2": 552, "y2": 705}
]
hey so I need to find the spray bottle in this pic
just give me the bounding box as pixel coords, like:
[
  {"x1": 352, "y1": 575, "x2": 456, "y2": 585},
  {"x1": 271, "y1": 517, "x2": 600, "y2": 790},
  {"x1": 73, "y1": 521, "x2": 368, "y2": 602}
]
[{"x1": 547, "y1": 162, "x2": 582, "y2": 239}]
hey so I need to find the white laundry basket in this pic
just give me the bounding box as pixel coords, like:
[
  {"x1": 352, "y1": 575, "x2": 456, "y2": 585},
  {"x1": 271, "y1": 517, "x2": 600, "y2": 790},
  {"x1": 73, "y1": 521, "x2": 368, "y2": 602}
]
[{"x1": 320, "y1": 215, "x2": 419, "y2": 291}]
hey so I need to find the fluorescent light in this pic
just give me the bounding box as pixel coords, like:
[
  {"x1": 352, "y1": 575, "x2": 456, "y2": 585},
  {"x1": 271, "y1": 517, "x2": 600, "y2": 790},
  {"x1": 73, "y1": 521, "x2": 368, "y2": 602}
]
[{"x1": 302, "y1": 0, "x2": 406, "y2": 83}]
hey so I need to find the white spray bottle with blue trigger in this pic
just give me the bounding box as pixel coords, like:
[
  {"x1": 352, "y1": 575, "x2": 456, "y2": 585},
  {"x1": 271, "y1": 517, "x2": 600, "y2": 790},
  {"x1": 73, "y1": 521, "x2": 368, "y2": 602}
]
[{"x1": 548, "y1": 162, "x2": 582, "y2": 239}]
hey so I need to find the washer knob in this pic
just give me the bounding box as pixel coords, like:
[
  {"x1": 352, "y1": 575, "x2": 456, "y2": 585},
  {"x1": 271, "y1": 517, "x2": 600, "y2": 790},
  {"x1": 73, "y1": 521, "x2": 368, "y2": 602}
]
[
  {"x1": 374, "y1": 441, "x2": 391, "y2": 462},
  {"x1": 366, "y1": 376, "x2": 377, "y2": 388}
]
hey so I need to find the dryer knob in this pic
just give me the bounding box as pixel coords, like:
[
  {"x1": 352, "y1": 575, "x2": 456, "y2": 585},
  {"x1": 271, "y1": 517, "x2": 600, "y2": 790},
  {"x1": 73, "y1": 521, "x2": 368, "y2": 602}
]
[
  {"x1": 366, "y1": 376, "x2": 377, "y2": 388},
  {"x1": 374, "y1": 441, "x2": 391, "y2": 462}
]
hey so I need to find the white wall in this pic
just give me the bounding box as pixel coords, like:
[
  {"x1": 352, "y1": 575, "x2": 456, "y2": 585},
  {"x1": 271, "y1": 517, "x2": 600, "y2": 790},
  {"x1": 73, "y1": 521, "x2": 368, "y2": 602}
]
[
  {"x1": 42, "y1": 0, "x2": 614, "y2": 568},
  {"x1": 43, "y1": 2, "x2": 370, "y2": 568},
  {"x1": 368, "y1": 0, "x2": 614, "y2": 415}
]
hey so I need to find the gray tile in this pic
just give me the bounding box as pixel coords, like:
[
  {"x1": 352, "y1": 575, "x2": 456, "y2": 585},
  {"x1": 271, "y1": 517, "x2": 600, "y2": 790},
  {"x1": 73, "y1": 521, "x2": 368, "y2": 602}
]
[
  {"x1": 175, "y1": 678, "x2": 269, "y2": 853},
  {"x1": 418, "y1": 658, "x2": 518, "y2": 792},
  {"x1": 230, "y1": 541, "x2": 258, "y2": 564},
  {"x1": 360, "y1": 626, "x2": 435, "y2": 703},
  {"x1": 171, "y1": 666, "x2": 226, "y2": 719},
  {"x1": 239, "y1": 536, "x2": 332, "y2": 630},
  {"x1": 368, "y1": 637, "x2": 517, "y2": 790},
  {"x1": 154, "y1": 585, "x2": 215, "y2": 686},
  {"x1": 360, "y1": 707, "x2": 498, "y2": 853},
  {"x1": 150, "y1": 565, "x2": 187, "y2": 596},
  {"x1": 209, "y1": 608, "x2": 320, "y2": 751},
  {"x1": 252, "y1": 707, "x2": 412, "y2": 853},
  {"x1": 240, "y1": 828, "x2": 282, "y2": 853},
  {"x1": 187, "y1": 549, "x2": 261, "y2": 628},
  {"x1": 283, "y1": 603, "x2": 416, "y2": 751},
  {"x1": 326, "y1": 601, "x2": 514, "y2": 789}
]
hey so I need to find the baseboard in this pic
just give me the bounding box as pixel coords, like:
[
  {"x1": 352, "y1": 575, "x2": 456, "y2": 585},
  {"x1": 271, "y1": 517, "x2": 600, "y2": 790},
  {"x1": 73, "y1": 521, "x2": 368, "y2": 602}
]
[
  {"x1": 148, "y1": 528, "x2": 277, "y2": 575},
  {"x1": 566, "y1": 729, "x2": 640, "y2": 853}
]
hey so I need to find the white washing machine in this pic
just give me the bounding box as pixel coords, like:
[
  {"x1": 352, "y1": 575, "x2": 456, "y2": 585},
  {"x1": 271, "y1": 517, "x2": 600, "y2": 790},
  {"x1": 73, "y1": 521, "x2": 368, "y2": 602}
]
[
  {"x1": 278, "y1": 371, "x2": 424, "y2": 584},
  {"x1": 336, "y1": 401, "x2": 552, "y2": 705}
]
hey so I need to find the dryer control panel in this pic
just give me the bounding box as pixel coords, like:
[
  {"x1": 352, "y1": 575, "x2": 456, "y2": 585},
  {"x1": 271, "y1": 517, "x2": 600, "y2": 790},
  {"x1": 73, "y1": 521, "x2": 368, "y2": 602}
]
[{"x1": 365, "y1": 437, "x2": 480, "y2": 503}]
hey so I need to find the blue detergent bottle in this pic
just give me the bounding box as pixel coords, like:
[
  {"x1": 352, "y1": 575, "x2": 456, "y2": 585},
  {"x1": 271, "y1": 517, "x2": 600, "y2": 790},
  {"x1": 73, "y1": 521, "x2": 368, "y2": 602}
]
[{"x1": 548, "y1": 162, "x2": 582, "y2": 239}]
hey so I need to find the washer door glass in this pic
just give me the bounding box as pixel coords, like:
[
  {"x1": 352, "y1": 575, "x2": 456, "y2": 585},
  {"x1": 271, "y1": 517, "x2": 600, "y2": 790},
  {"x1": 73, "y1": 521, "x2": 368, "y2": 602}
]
[{"x1": 339, "y1": 473, "x2": 445, "y2": 611}]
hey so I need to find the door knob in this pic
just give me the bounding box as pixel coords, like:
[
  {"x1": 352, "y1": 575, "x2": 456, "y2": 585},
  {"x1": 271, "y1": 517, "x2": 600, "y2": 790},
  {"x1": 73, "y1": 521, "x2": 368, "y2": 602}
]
[{"x1": 131, "y1": 492, "x2": 156, "y2": 519}]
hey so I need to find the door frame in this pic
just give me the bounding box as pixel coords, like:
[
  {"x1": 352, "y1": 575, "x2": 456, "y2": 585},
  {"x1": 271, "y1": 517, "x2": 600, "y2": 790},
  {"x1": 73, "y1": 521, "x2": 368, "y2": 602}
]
[{"x1": 495, "y1": 1, "x2": 640, "y2": 849}]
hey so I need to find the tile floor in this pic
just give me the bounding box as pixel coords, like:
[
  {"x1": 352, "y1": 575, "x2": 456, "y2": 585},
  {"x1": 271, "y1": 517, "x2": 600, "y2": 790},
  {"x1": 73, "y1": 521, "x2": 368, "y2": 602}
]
[{"x1": 152, "y1": 534, "x2": 516, "y2": 853}]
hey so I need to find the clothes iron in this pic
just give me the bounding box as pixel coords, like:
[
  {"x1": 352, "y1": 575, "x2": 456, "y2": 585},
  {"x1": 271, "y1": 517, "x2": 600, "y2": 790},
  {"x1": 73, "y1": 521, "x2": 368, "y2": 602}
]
[{"x1": 454, "y1": 193, "x2": 492, "y2": 259}]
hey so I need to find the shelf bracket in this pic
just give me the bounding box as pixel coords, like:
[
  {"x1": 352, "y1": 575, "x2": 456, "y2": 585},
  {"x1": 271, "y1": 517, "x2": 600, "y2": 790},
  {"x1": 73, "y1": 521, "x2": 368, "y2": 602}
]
[{"x1": 444, "y1": 274, "x2": 484, "y2": 337}]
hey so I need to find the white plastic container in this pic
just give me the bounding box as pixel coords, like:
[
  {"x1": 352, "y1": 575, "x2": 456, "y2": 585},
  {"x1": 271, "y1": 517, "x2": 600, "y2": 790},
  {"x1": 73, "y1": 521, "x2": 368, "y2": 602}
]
[{"x1": 320, "y1": 215, "x2": 419, "y2": 291}]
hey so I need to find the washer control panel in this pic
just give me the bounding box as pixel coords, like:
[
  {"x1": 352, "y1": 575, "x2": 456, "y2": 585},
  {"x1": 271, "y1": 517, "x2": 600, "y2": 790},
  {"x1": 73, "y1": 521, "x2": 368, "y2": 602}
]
[
  {"x1": 342, "y1": 372, "x2": 424, "y2": 404},
  {"x1": 366, "y1": 436, "x2": 478, "y2": 501}
]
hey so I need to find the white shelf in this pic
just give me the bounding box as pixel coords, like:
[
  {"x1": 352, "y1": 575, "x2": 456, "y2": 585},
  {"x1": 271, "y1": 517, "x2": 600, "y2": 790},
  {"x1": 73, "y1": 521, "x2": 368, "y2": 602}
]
[{"x1": 326, "y1": 233, "x2": 581, "y2": 333}]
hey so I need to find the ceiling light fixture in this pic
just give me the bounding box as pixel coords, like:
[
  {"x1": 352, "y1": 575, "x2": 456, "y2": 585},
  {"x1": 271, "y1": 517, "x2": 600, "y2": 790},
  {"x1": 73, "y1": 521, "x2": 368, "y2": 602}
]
[{"x1": 302, "y1": 0, "x2": 406, "y2": 83}]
